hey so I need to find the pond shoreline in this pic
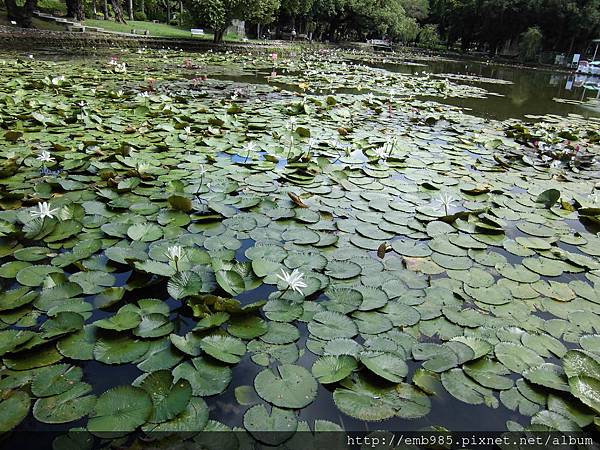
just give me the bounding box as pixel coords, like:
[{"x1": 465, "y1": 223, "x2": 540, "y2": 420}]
[
  {"x1": 0, "y1": 24, "x2": 578, "y2": 77},
  {"x1": 0, "y1": 25, "x2": 295, "y2": 53}
]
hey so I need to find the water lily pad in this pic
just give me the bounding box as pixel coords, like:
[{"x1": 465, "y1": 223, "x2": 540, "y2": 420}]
[
  {"x1": 255, "y1": 364, "x2": 318, "y2": 408},
  {"x1": 360, "y1": 351, "x2": 408, "y2": 382},
  {"x1": 441, "y1": 368, "x2": 497, "y2": 407},
  {"x1": 146, "y1": 396, "x2": 209, "y2": 433},
  {"x1": 243, "y1": 404, "x2": 298, "y2": 446},
  {"x1": 260, "y1": 322, "x2": 300, "y2": 344},
  {"x1": 16, "y1": 265, "x2": 62, "y2": 287},
  {"x1": 325, "y1": 260, "x2": 361, "y2": 279},
  {"x1": 172, "y1": 357, "x2": 232, "y2": 396},
  {"x1": 464, "y1": 357, "x2": 513, "y2": 390},
  {"x1": 465, "y1": 285, "x2": 512, "y2": 306},
  {"x1": 33, "y1": 382, "x2": 96, "y2": 424},
  {"x1": 0, "y1": 329, "x2": 36, "y2": 356},
  {"x1": 228, "y1": 315, "x2": 268, "y2": 339},
  {"x1": 312, "y1": 355, "x2": 357, "y2": 384},
  {"x1": 136, "y1": 370, "x2": 192, "y2": 423},
  {"x1": 495, "y1": 342, "x2": 545, "y2": 373},
  {"x1": 523, "y1": 363, "x2": 569, "y2": 391},
  {"x1": 31, "y1": 363, "x2": 83, "y2": 397},
  {"x1": 199, "y1": 335, "x2": 246, "y2": 364},
  {"x1": 308, "y1": 311, "x2": 357, "y2": 341},
  {"x1": 93, "y1": 335, "x2": 150, "y2": 365},
  {"x1": 0, "y1": 287, "x2": 37, "y2": 311},
  {"x1": 333, "y1": 374, "x2": 429, "y2": 421},
  {"x1": 0, "y1": 391, "x2": 30, "y2": 431},
  {"x1": 94, "y1": 311, "x2": 141, "y2": 331},
  {"x1": 87, "y1": 385, "x2": 152, "y2": 438},
  {"x1": 127, "y1": 223, "x2": 163, "y2": 242}
]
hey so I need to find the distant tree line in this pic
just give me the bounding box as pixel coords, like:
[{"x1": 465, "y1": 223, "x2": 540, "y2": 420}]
[
  {"x1": 4, "y1": 0, "x2": 600, "y2": 52},
  {"x1": 429, "y1": 0, "x2": 600, "y2": 57}
]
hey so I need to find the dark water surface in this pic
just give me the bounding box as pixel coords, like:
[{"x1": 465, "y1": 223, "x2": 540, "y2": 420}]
[{"x1": 3, "y1": 49, "x2": 599, "y2": 446}]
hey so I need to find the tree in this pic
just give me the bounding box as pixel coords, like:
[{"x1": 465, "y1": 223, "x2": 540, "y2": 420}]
[
  {"x1": 186, "y1": 0, "x2": 274, "y2": 43},
  {"x1": 418, "y1": 23, "x2": 441, "y2": 47},
  {"x1": 110, "y1": 0, "x2": 127, "y2": 22},
  {"x1": 4, "y1": 0, "x2": 38, "y2": 27},
  {"x1": 73, "y1": 0, "x2": 85, "y2": 21},
  {"x1": 519, "y1": 26, "x2": 543, "y2": 61},
  {"x1": 247, "y1": 0, "x2": 280, "y2": 37},
  {"x1": 399, "y1": 0, "x2": 429, "y2": 20},
  {"x1": 281, "y1": 0, "x2": 313, "y2": 29}
]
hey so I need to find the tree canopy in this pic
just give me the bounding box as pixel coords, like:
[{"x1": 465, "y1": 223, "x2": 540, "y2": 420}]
[{"x1": 3, "y1": 0, "x2": 600, "y2": 51}]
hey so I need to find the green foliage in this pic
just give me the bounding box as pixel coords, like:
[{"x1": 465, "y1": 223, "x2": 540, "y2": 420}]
[
  {"x1": 519, "y1": 26, "x2": 543, "y2": 61},
  {"x1": 418, "y1": 23, "x2": 441, "y2": 47},
  {"x1": 185, "y1": 0, "x2": 271, "y2": 40},
  {"x1": 134, "y1": 11, "x2": 148, "y2": 21},
  {"x1": 429, "y1": 0, "x2": 600, "y2": 54}
]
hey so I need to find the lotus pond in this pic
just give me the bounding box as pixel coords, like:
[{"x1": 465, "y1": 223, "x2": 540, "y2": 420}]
[{"x1": 1, "y1": 48, "x2": 600, "y2": 447}]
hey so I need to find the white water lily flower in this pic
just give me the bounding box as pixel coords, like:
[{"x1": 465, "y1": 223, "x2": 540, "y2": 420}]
[
  {"x1": 276, "y1": 268, "x2": 307, "y2": 295},
  {"x1": 136, "y1": 162, "x2": 151, "y2": 174},
  {"x1": 37, "y1": 151, "x2": 55, "y2": 163},
  {"x1": 432, "y1": 193, "x2": 458, "y2": 214},
  {"x1": 286, "y1": 118, "x2": 298, "y2": 131},
  {"x1": 373, "y1": 145, "x2": 389, "y2": 161},
  {"x1": 198, "y1": 164, "x2": 207, "y2": 176},
  {"x1": 244, "y1": 141, "x2": 256, "y2": 152},
  {"x1": 166, "y1": 245, "x2": 184, "y2": 262},
  {"x1": 31, "y1": 202, "x2": 59, "y2": 220}
]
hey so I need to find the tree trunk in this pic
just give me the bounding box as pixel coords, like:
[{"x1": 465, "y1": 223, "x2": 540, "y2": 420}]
[
  {"x1": 179, "y1": 0, "x2": 182, "y2": 25},
  {"x1": 140, "y1": 0, "x2": 144, "y2": 13},
  {"x1": 165, "y1": 0, "x2": 170, "y2": 22},
  {"x1": 4, "y1": 0, "x2": 37, "y2": 27},
  {"x1": 109, "y1": 0, "x2": 126, "y2": 23},
  {"x1": 65, "y1": 0, "x2": 75, "y2": 18},
  {"x1": 213, "y1": 28, "x2": 224, "y2": 43},
  {"x1": 102, "y1": 0, "x2": 109, "y2": 19},
  {"x1": 74, "y1": 0, "x2": 85, "y2": 21},
  {"x1": 92, "y1": 0, "x2": 97, "y2": 16},
  {"x1": 567, "y1": 35, "x2": 576, "y2": 57},
  {"x1": 127, "y1": 0, "x2": 133, "y2": 20}
]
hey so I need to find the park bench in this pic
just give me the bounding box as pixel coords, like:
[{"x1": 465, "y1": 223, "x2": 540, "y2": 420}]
[
  {"x1": 131, "y1": 29, "x2": 149, "y2": 36},
  {"x1": 67, "y1": 25, "x2": 86, "y2": 32},
  {"x1": 190, "y1": 28, "x2": 204, "y2": 36},
  {"x1": 368, "y1": 39, "x2": 392, "y2": 51}
]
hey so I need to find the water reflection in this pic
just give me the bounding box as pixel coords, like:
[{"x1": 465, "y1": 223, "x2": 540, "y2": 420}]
[{"x1": 370, "y1": 58, "x2": 600, "y2": 120}]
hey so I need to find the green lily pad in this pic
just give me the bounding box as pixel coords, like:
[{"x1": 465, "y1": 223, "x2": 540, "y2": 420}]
[
  {"x1": 172, "y1": 357, "x2": 232, "y2": 396},
  {"x1": 94, "y1": 311, "x2": 141, "y2": 331},
  {"x1": 87, "y1": 385, "x2": 152, "y2": 438},
  {"x1": 0, "y1": 391, "x2": 30, "y2": 432},
  {"x1": 308, "y1": 311, "x2": 358, "y2": 341},
  {"x1": 360, "y1": 351, "x2": 408, "y2": 382},
  {"x1": 199, "y1": 335, "x2": 246, "y2": 364},
  {"x1": 312, "y1": 355, "x2": 357, "y2": 384},
  {"x1": 127, "y1": 222, "x2": 163, "y2": 242},
  {"x1": 136, "y1": 370, "x2": 192, "y2": 423},
  {"x1": 243, "y1": 405, "x2": 298, "y2": 446},
  {"x1": 33, "y1": 382, "x2": 96, "y2": 424},
  {"x1": 254, "y1": 364, "x2": 318, "y2": 409}
]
